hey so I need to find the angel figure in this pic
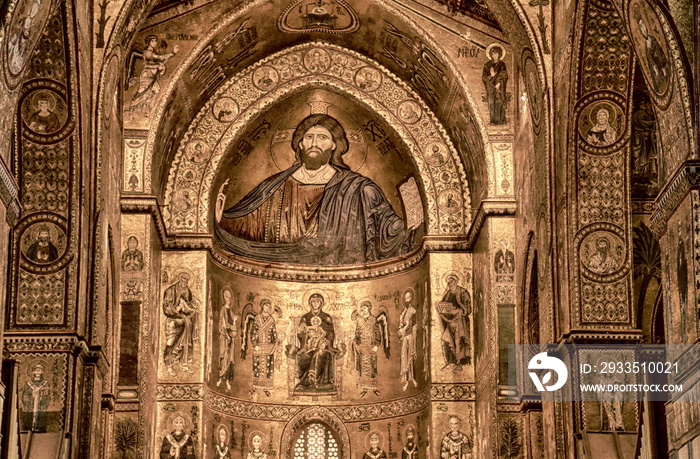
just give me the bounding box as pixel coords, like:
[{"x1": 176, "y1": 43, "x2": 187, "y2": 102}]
[
  {"x1": 352, "y1": 300, "x2": 390, "y2": 397},
  {"x1": 217, "y1": 288, "x2": 239, "y2": 390},
  {"x1": 241, "y1": 298, "x2": 281, "y2": 396},
  {"x1": 127, "y1": 35, "x2": 179, "y2": 114}
]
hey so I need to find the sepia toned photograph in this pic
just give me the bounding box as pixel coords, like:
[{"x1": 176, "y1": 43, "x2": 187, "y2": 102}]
[{"x1": 0, "y1": 0, "x2": 696, "y2": 457}]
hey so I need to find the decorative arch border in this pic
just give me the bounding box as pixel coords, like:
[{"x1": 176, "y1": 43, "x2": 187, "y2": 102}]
[
  {"x1": 139, "y1": 0, "x2": 496, "y2": 202},
  {"x1": 163, "y1": 42, "x2": 471, "y2": 237},
  {"x1": 279, "y1": 406, "x2": 351, "y2": 459}
]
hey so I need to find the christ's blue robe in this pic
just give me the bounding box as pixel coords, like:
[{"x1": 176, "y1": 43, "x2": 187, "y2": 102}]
[{"x1": 216, "y1": 164, "x2": 414, "y2": 265}]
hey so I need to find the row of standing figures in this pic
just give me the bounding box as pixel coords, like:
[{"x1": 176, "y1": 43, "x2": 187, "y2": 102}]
[{"x1": 161, "y1": 272, "x2": 473, "y2": 397}]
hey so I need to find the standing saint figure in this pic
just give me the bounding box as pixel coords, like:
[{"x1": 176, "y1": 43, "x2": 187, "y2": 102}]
[
  {"x1": 22, "y1": 362, "x2": 51, "y2": 432},
  {"x1": 482, "y1": 45, "x2": 508, "y2": 125},
  {"x1": 8, "y1": 0, "x2": 41, "y2": 74},
  {"x1": 247, "y1": 434, "x2": 268, "y2": 459},
  {"x1": 28, "y1": 94, "x2": 60, "y2": 134},
  {"x1": 440, "y1": 416, "x2": 472, "y2": 459},
  {"x1": 121, "y1": 236, "x2": 144, "y2": 271},
  {"x1": 217, "y1": 288, "x2": 239, "y2": 390},
  {"x1": 398, "y1": 289, "x2": 418, "y2": 391},
  {"x1": 160, "y1": 415, "x2": 196, "y2": 459},
  {"x1": 636, "y1": 15, "x2": 669, "y2": 94},
  {"x1": 352, "y1": 300, "x2": 389, "y2": 397},
  {"x1": 631, "y1": 96, "x2": 658, "y2": 186},
  {"x1": 214, "y1": 426, "x2": 232, "y2": 459},
  {"x1": 162, "y1": 272, "x2": 199, "y2": 375},
  {"x1": 363, "y1": 433, "x2": 388, "y2": 459},
  {"x1": 402, "y1": 427, "x2": 419, "y2": 459},
  {"x1": 438, "y1": 275, "x2": 471, "y2": 373},
  {"x1": 586, "y1": 108, "x2": 618, "y2": 147},
  {"x1": 494, "y1": 239, "x2": 515, "y2": 283},
  {"x1": 215, "y1": 114, "x2": 418, "y2": 265},
  {"x1": 241, "y1": 298, "x2": 280, "y2": 396},
  {"x1": 25, "y1": 226, "x2": 59, "y2": 264},
  {"x1": 676, "y1": 226, "x2": 688, "y2": 336},
  {"x1": 128, "y1": 35, "x2": 179, "y2": 114},
  {"x1": 286, "y1": 293, "x2": 341, "y2": 393}
]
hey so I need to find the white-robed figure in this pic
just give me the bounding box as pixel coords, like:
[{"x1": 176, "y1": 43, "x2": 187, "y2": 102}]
[
  {"x1": 398, "y1": 288, "x2": 418, "y2": 391},
  {"x1": 440, "y1": 416, "x2": 472, "y2": 459},
  {"x1": 128, "y1": 35, "x2": 179, "y2": 114},
  {"x1": 162, "y1": 272, "x2": 200, "y2": 375},
  {"x1": 7, "y1": 0, "x2": 42, "y2": 74},
  {"x1": 217, "y1": 288, "x2": 239, "y2": 390},
  {"x1": 22, "y1": 362, "x2": 51, "y2": 432},
  {"x1": 214, "y1": 426, "x2": 232, "y2": 459},
  {"x1": 160, "y1": 415, "x2": 195, "y2": 459}
]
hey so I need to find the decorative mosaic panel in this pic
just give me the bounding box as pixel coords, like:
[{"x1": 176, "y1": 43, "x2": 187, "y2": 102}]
[{"x1": 162, "y1": 42, "x2": 471, "y2": 237}]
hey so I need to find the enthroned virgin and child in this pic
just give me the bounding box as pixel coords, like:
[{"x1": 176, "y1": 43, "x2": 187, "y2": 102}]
[{"x1": 215, "y1": 114, "x2": 421, "y2": 265}]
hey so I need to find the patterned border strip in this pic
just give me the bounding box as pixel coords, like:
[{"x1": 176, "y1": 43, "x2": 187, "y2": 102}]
[
  {"x1": 202, "y1": 388, "x2": 430, "y2": 422},
  {"x1": 430, "y1": 383, "x2": 476, "y2": 400},
  {"x1": 156, "y1": 384, "x2": 206, "y2": 401},
  {"x1": 0, "y1": 154, "x2": 21, "y2": 225},
  {"x1": 651, "y1": 161, "x2": 700, "y2": 236}
]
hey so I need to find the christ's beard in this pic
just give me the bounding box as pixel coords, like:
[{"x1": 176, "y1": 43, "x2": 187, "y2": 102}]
[{"x1": 301, "y1": 147, "x2": 332, "y2": 170}]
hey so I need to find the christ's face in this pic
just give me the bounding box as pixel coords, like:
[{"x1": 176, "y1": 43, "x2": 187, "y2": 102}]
[{"x1": 299, "y1": 126, "x2": 335, "y2": 170}]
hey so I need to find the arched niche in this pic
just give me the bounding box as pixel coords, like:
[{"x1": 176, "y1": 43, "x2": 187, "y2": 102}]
[
  {"x1": 279, "y1": 407, "x2": 351, "y2": 459},
  {"x1": 128, "y1": 0, "x2": 497, "y2": 204},
  {"x1": 163, "y1": 42, "x2": 471, "y2": 240}
]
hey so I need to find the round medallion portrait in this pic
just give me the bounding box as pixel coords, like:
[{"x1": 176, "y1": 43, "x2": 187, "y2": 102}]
[
  {"x1": 437, "y1": 189, "x2": 462, "y2": 215},
  {"x1": 21, "y1": 89, "x2": 69, "y2": 136},
  {"x1": 354, "y1": 66, "x2": 382, "y2": 92},
  {"x1": 397, "y1": 100, "x2": 422, "y2": 124},
  {"x1": 577, "y1": 100, "x2": 623, "y2": 148},
  {"x1": 303, "y1": 48, "x2": 331, "y2": 73},
  {"x1": 212, "y1": 97, "x2": 239, "y2": 123},
  {"x1": 21, "y1": 222, "x2": 66, "y2": 265},
  {"x1": 253, "y1": 66, "x2": 280, "y2": 91}
]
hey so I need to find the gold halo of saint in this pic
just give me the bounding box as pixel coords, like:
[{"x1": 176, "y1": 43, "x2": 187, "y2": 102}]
[
  {"x1": 25, "y1": 358, "x2": 50, "y2": 378},
  {"x1": 364, "y1": 430, "x2": 385, "y2": 451}
]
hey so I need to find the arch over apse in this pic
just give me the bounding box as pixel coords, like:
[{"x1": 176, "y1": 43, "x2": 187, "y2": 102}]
[{"x1": 162, "y1": 42, "x2": 472, "y2": 237}]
